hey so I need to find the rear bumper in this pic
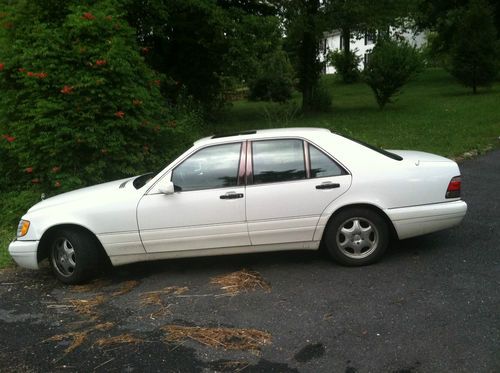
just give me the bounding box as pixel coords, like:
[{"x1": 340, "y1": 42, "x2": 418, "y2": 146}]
[
  {"x1": 8, "y1": 240, "x2": 39, "y2": 269},
  {"x1": 386, "y1": 200, "x2": 467, "y2": 240}
]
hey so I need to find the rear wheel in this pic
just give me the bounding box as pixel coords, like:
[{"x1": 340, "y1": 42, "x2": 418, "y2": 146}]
[
  {"x1": 49, "y1": 229, "x2": 102, "y2": 284},
  {"x1": 324, "y1": 207, "x2": 389, "y2": 266}
]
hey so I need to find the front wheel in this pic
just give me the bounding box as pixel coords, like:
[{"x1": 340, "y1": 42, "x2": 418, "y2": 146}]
[
  {"x1": 49, "y1": 229, "x2": 102, "y2": 284},
  {"x1": 324, "y1": 207, "x2": 389, "y2": 266}
]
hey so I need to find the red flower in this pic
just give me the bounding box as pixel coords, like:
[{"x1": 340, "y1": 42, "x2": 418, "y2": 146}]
[
  {"x1": 3, "y1": 21, "x2": 13, "y2": 29},
  {"x1": 24, "y1": 167, "x2": 33, "y2": 174},
  {"x1": 18, "y1": 68, "x2": 26, "y2": 73},
  {"x1": 82, "y1": 12, "x2": 95, "y2": 20},
  {"x1": 0, "y1": 63, "x2": 4, "y2": 71},
  {"x1": 115, "y1": 111, "x2": 125, "y2": 119},
  {"x1": 60, "y1": 85, "x2": 73, "y2": 94},
  {"x1": 2, "y1": 134, "x2": 15, "y2": 143},
  {"x1": 141, "y1": 47, "x2": 150, "y2": 55},
  {"x1": 54, "y1": 181, "x2": 61, "y2": 188},
  {"x1": 95, "y1": 59, "x2": 107, "y2": 66},
  {"x1": 153, "y1": 79, "x2": 160, "y2": 86},
  {"x1": 26, "y1": 71, "x2": 47, "y2": 79},
  {"x1": 132, "y1": 99, "x2": 142, "y2": 106},
  {"x1": 31, "y1": 178, "x2": 41, "y2": 184},
  {"x1": 51, "y1": 166, "x2": 61, "y2": 173}
]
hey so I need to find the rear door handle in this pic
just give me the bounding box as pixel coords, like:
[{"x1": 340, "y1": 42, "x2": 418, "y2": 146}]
[
  {"x1": 220, "y1": 192, "x2": 244, "y2": 199},
  {"x1": 316, "y1": 183, "x2": 340, "y2": 190}
]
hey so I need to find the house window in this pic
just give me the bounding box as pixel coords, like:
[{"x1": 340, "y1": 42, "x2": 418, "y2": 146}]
[
  {"x1": 339, "y1": 35, "x2": 343, "y2": 51},
  {"x1": 364, "y1": 53, "x2": 372, "y2": 68},
  {"x1": 364, "y1": 31, "x2": 376, "y2": 45}
]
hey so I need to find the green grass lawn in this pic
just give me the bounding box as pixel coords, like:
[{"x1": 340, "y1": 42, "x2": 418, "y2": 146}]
[
  {"x1": 214, "y1": 68, "x2": 500, "y2": 158},
  {"x1": 1, "y1": 68, "x2": 499, "y2": 269}
]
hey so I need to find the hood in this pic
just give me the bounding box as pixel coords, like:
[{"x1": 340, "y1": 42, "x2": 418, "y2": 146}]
[
  {"x1": 27, "y1": 177, "x2": 133, "y2": 214},
  {"x1": 387, "y1": 150, "x2": 453, "y2": 163}
]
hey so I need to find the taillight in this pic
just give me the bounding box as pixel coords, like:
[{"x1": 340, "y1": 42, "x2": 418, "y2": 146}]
[{"x1": 446, "y1": 176, "x2": 461, "y2": 198}]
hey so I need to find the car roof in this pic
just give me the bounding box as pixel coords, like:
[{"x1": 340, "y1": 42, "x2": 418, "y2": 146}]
[{"x1": 194, "y1": 127, "x2": 333, "y2": 147}]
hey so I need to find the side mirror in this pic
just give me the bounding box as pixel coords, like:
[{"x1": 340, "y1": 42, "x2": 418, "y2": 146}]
[{"x1": 158, "y1": 180, "x2": 175, "y2": 195}]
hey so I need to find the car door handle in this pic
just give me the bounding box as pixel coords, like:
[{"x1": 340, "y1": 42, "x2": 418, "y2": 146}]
[
  {"x1": 220, "y1": 192, "x2": 244, "y2": 199},
  {"x1": 316, "y1": 183, "x2": 340, "y2": 190}
]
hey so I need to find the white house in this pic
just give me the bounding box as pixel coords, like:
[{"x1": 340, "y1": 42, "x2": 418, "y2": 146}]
[{"x1": 319, "y1": 28, "x2": 426, "y2": 74}]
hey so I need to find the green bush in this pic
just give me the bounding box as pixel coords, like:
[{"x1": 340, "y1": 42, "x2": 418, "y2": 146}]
[
  {"x1": 249, "y1": 50, "x2": 294, "y2": 102},
  {"x1": 363, "y1": 38, "x2": 422, "y2": 109},
  {"x1": 327, "y1": 49, "x2": 361, "y2": 83},
  {"x1": 0, "y1": 1, "x2": 199, "y2": 194}
]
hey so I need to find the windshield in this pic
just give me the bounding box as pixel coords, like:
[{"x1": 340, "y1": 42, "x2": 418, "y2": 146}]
[
  {"x1": 338, "y1": 133, "x2": 403, "y2": 161},
  {"x1": 133, "y1": 172, "x2": 157, "y2": 189}
]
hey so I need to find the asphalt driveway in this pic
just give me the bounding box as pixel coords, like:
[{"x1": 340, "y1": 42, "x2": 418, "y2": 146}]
[{"x1": 1, "y1": 150, "x2": 499, "y2": 373}]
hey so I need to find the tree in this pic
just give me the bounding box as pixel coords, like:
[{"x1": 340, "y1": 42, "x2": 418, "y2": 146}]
[
  {"x1": 324, "y1": 0, "x2": 415, "y2": 70},
  {"x1": 448, "y1": 0, "x2": 498, "y2": 93},
  {"x1": 416, "y1": 0, "x2": 500, "y2": 58},
  {"x1": 0, "y1": 0, "x2": 193, "y2": 193},
  {"x1": 283, "y1": 0, "x2": 325, "y2": 111},
  {"x1": 363, "y1": 38, "x2": 422, "y2": 109},
  {"x1": 125, "y1": 0, "x2": 284, "y2": 113}
]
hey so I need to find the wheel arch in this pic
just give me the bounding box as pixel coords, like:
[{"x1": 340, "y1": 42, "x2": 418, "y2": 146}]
[
  {"x1": 322, "y1": 203, "x2": 399, "y2": 243},
  {"x1": 37, "y1": 224, "x2": 110, "y2": 265}
]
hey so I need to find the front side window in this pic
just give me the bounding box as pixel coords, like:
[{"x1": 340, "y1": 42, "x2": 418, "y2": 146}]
[
  {"x1": 172, "y1": 143, "x2": 241, "y2": 191},
  {"x1": 252, "y1": 139, "x2": 305, "y2": 184},
  {"x1": 309, "y1": 145, "x2": 345, "y2": 178}
]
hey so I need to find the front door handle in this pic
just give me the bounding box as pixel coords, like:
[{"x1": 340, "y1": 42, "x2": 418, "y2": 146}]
[
  {"x1": 316, "y1": 183, "x2": 340, "y2": 190},
  {"x1": 220, "y1": 192, "x2": 244, "y2": 199}
]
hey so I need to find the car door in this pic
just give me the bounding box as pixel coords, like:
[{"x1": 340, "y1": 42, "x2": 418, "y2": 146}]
[
  {"x1": 245, "y1": 138, "x2": 351, "y2": 245},
  {"x1": 137, "y1": 142, "x2": 250, "y2": 253}
]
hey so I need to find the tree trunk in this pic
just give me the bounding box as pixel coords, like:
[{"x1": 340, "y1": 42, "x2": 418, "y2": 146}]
[
  {"x1": 472, "y1": 64, "x2": 477, "y2": 94},
  {"x1": 298, "y1": 0, "x2": 320, "y2": 111},
  {"x1": 342, "y1": 26, "x2": 351, "y2": 56}
]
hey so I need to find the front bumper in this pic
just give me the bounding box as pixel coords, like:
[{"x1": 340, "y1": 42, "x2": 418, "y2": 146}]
[
  {"x1": 8, "y1": 239, "x2": 39, "y2": 269},
  {"x1": 386, "y1": 200, "x2": 467, "y2": 240}
]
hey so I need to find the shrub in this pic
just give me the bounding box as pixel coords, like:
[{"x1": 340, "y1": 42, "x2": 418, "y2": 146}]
[
  {"x1": 249, "y1": 50, "x2": 294, "y2": 102},
  {"x1": 327, "y1": 49, "x2": 361, "y2": 83},
  {"x1": 448, "y1": 0, "x2": 498, "y2": 93},
  {"x1": 0, "y1": 1, "x2": 198, "y2": 194},
  {"x1": 363, "y1": 38, "x2": 422, "y2": 109}
]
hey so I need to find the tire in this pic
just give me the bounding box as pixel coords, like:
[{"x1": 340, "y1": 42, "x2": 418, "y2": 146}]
[
  {"x1": 49, "y1": 228, "x2": 103, "y2": 284},
  {"x1": 324, "y1": 207, "x2": 389, "y2": 266}
]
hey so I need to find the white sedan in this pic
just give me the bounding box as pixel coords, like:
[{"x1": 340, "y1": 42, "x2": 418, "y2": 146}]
[{"x1": 9, "y1": 128, "x2": 467, "y2": 283}]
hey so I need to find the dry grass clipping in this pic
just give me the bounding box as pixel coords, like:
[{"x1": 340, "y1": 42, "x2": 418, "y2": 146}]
[
  {"x1": 46, "y1": 331, "x2": 89, "y2": 354},
  {"x1": 94, "y1": 334, "x2": 143, "y2": 347},
  {"x1": 111, "y1": 280, "x2": 140, "y2": 296},
  {"x1": 68, "y1": 295, "x2": 106, "y2": 319},
  {"x1": 140, "y1": 286, "x2": 188, "y2": 318},
  {"x1": 44, "y1": 322, "x2": 115, "y2": 353},
  {"x1": 162, "y1": 325, "x2": 271, "y2": 352},
  {"x1": 210, "y1": 269, "x2": 271, "y2": 295}
]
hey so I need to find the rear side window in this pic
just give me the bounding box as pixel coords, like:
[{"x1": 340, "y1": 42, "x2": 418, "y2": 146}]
[
  {"x1": 172, "y1": 143, "x2": 241, "y2": 191},
  {"x1": 252, "y1": 139, "x2": 305, "y2": 184},
  {"x1": 309, "y1": 145, "x2": 345, "y2": 178}
]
